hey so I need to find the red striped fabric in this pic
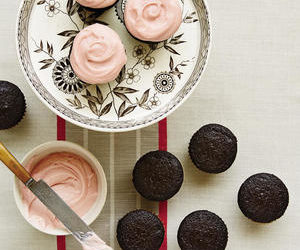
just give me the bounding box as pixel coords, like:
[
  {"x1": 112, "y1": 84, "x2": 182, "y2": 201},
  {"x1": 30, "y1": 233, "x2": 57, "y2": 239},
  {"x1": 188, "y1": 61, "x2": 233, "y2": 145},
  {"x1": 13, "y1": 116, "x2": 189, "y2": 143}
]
[
  {"x1": 159, "y1": 118, "x2": 168, "y2": 250},
  {"x1": 57, "y1": 116, "x2": 66, "y2": 141},
  {"x1": 56, "y1": 117, "x2": 168, "y2": 249},
  {"x1": 56, "y1": 116, "x2": 66, "y2": 250}
]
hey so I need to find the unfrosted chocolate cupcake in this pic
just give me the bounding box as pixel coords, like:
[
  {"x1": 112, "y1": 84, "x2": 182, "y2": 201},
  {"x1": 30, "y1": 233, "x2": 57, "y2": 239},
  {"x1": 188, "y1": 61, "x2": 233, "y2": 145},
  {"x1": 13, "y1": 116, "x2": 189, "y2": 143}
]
[
  {"x1": 117, "y1": 210, "x2": 165, "y2": 250},
  {"x1": 178, "y1": 210, "x2": 228, "y2": 250},
  {"x1": 0, "y1": 81, "x2": 26, "y2": 129},
  {"x1": 238, "y1": 173, "x2": 289, "y2": 223},
  {"x1": 189, "y1": 124, "x2": 237, "y2": 174},
  {"x1": 133, "y1": 150, "x2": 184, "y2": 201}
]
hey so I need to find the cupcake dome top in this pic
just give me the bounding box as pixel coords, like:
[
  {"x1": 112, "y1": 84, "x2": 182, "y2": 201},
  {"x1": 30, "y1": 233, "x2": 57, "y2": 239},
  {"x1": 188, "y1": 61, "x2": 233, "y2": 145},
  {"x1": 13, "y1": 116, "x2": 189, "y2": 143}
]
[
  {"x1": 178, "y1": 210, "x2": 228, "y2": 250},
  {"x1": 76, "y1": 0, "x2": 118, "y2": 9},
  {"x1": 70, "y1": 23, "x2": 127, "y2": 84},
  {"x1": 133, "y1": 150, "x2": 184, "y2": 201},
  {"x1": 238, "y1": 173, "x2": 289, "y2": 223},
  {"x1": 189, "y1": 124, "x2": 238, "y2": 174},
  {"x1": 0, "y1": 81, "x2": 26, "y2": 129},
  {"x1": 124, "y1": 0, "x2": 182, "y2": 42},
  {"x1": 117, "y1": 210, "x2": 165, "y2": 250}
]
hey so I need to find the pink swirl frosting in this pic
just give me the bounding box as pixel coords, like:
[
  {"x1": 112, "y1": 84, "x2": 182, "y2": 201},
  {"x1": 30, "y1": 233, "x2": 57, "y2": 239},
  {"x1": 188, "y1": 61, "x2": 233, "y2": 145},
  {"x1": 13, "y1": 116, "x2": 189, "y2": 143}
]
[
  {"x1": 20, "y1": 152, "x2": 98, "y2": 230},
  {"x1": 76, "y1": 0, "x2": 117, "y2": 9},
  {"x1": 70, "y1": 24, "x2": 127, "y2": 84},
  {"x1": 124, "y1": 0, "x2": 182, "y2": 42}
]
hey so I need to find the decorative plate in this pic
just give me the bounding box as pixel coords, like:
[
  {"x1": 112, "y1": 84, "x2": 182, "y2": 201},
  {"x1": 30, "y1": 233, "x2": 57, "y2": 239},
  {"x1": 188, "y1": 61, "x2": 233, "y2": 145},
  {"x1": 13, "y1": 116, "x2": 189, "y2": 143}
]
[{"x1": 17, "y1": 0, "x2": 210, "y2": 132}]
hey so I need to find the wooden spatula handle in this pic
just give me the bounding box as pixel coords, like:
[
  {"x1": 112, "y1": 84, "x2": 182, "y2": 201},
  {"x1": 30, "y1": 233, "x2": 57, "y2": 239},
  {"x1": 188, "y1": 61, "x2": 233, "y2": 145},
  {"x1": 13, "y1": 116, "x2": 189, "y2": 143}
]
[{"x1": 0, "y1": 142, "x2": 32, "y2": 184}]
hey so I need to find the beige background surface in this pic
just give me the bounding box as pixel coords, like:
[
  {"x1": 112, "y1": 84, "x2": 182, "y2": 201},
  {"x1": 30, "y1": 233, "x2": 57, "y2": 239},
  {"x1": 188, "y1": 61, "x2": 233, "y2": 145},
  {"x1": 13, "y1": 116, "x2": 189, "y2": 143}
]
[{"x1": 1, "y1": 0, "x2": 300, "y2": 249}]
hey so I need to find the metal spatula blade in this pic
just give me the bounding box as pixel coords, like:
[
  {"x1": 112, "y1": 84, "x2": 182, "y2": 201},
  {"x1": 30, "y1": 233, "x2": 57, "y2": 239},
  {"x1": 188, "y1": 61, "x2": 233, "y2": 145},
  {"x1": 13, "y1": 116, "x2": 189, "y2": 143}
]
[{"x1": 28, "y1": 179, "x2": 91, "y2": 238}]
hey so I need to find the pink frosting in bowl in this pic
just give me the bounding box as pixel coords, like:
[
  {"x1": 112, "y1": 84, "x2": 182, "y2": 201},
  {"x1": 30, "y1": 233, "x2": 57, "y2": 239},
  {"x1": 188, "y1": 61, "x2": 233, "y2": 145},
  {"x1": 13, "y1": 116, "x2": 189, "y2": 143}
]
[
  {"x1": 20, "y1": 152, "x2": 98, "y2": 230},
  {"x1": 76, "y1": 0, "x2": 118, "y2": 9},
  {"x1": 70, "y1": 24, "x2": 127, "y2": 85},
  {"x1": 124, "y1": 0, "x2": 183, "y2": 42},
  {"x1": 13, "y1": 141, "x2": 108, "y2": 236}
]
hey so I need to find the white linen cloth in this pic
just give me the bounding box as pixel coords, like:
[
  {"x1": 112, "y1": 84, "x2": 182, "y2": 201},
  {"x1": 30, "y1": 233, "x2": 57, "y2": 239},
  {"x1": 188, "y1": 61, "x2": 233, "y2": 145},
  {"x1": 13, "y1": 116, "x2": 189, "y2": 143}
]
[{"x1": 1, "y1": 0, "x2": 300, "y2": 249}]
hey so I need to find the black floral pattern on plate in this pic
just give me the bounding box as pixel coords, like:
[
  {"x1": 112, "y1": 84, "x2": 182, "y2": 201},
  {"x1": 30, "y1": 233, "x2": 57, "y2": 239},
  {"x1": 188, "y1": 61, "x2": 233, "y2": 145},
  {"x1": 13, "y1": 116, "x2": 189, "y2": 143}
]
[
  {"x1": 149, "y1": 93, "x2": 161, "y2": 108},
  {"x1": 52, "y1": 57, "x2": 86, "y2": 94},
  {"x1": 141, "y1": 56, "x2": 155, "y2": 70},
  {"x1": 154, "y1": 72, "x2": 175, "y2": 94},
  {"x1": 32, "y1": 0, "x2": 199, "y2": 119},
  {"x1": 125, "y1": 68, "x2": 141, "y2": 84},
  {"x1": 44, "y1": 0, "x2": 60, "y2": 17},
  {"x1": 133, "y1": 45, "x2": 146, "y2": 59}
]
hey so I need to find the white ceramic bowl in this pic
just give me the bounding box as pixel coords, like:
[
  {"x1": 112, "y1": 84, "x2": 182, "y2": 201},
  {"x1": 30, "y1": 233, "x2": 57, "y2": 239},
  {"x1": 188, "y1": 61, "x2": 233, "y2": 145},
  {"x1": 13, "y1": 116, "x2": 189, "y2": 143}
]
[{"x1": 13, "y1": 141, "x2": 107, "y2": 236}]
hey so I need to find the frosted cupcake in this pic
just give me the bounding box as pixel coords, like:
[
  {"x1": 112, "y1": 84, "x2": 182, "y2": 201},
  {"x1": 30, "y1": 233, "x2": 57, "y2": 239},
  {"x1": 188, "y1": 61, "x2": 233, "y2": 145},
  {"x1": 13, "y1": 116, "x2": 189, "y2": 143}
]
[
  {"x1": 124, "y1": 0, "x2": 183, "y2": 42},
  {"x1": 70, "y1": 24, "x2": 127, "y2": 85},
  {"x1": 76, "y1": 0, "x2": 119, "y2": 10}
]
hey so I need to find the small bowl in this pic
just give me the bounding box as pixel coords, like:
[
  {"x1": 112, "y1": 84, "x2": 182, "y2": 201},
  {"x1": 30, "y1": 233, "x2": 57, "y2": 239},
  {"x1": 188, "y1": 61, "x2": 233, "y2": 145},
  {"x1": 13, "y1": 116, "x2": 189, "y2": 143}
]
[{"x1": 13, "y1": 141, "x2": 107, "y2": 236}]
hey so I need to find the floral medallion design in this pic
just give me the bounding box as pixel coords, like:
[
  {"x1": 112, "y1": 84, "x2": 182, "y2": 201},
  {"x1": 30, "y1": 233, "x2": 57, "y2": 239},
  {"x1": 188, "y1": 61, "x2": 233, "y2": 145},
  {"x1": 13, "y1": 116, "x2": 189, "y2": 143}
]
[
  {"x1": 154, "y1": 72, "x2": 175, "y2": 94},
  {"x1": 52, "y1": 57, "x2": 86, "y2": 94},
  {"x1": 17, "y1": 0, "x2": 211, "y2": 130}
]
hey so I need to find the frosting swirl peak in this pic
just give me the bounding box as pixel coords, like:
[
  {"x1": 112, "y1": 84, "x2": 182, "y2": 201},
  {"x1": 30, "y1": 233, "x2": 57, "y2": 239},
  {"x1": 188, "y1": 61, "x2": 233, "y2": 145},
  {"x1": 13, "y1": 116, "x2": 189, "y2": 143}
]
[
  {"x1": 124, "y1": 0, "x2": 182, "y2": 42},
  {"x1": 70, "y1": 24, "x2": 127, "y2": 84}
]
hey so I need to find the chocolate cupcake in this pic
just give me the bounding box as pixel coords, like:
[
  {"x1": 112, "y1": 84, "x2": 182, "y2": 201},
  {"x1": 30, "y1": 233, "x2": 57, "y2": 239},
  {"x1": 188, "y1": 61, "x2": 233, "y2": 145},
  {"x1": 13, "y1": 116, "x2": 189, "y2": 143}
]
[
  {"x1": 189, "y1": 124, "x2": 238, "y2": 174},
  {"x1": 178, "y1": 210, "x2": 228, "y2": 250},
  {"x1": 70, "y1": 23, "x2": 127, "y2": 84},
  {"x1": 238, "y1": 173, "x2": 289, "y2": 223},
  {"x1": 0, "y1": 81, "x2": 26, "y2": 130},
  {"x1": 124, "y1": 0, "x2": 183, "y2": 42},
  {"x1": 76, "y1": 0, "x2": 119, "y2": 11},
  {"x1": 133, "y1": 150, "x2": 184, "y2": 201},
  {"x1": 117, "y1": 210, "x2": 165, "y2": 250}
]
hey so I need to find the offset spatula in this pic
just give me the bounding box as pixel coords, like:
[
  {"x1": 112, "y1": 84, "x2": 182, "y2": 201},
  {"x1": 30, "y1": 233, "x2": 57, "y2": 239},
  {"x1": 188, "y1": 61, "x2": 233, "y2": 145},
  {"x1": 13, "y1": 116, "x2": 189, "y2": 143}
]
[{"x1": 0, "y1": 142, "x2": 112, "y2": 250}]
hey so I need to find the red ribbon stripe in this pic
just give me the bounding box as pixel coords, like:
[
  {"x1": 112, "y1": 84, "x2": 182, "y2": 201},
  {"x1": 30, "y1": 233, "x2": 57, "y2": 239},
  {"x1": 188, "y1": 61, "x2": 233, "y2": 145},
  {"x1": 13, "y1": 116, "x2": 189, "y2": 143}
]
[
  {"x1": 56, "y1": 116, "x2": 66, "y2": 250},
  {"x1": 159, "y1": 118, "x2": 168, "y2": 250}
]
